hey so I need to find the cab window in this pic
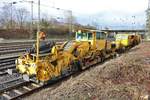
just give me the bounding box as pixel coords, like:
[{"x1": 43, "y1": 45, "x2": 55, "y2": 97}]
[
  {"x1": 116, "y1": 34, "x2": 128, "y2": 40},
  {"x1": 76, "y1": 32, "x2": 87, "y2": 40},
  {"x1": 88, "y1": 32, "x2": 93, "y2": 40},
  {"x1": 96, "y1": 32, "x2": 106, "y2": 39}
]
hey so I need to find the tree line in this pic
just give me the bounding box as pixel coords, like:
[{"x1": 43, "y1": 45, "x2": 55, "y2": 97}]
[{"x1": 0, "y1": 4, "x2": 96, "y2": 39}]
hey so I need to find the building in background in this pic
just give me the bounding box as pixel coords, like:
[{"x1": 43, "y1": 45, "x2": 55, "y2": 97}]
[{"x1": 146, "y1": 0, "x2": 150, "y2": 40}]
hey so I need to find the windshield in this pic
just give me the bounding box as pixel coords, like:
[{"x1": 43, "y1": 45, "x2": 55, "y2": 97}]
[
  {"x1": 76, "y1": 32, "x2": 87, "y2": 40},
  {"x1": 96, "y1": 32, "x2": 106, "y2": 39},
  {"x1": 76, "y1": 32, "x2": 93, "y2": 41},
  {"x1": 116, "y1": 34, "x2": 128, "y2": 40},
  {"x1": 88, "y1": 32, "x2": 93, "y2": 40}
]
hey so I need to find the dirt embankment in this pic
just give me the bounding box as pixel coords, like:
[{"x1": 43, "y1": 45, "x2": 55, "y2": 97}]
[{"x1": 25, "y1": 42, "x2": 150, "y2": 100}]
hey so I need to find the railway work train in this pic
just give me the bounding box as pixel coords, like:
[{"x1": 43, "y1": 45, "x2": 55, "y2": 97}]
[
  {"x1": 15, "y1": 30, "x2": 141, "y2": 84},
  {"x1": 115, "y1": 33, "x2": 141, "y2": 52}
]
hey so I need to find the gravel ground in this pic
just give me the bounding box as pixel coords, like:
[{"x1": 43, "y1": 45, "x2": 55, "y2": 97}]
[{"x1": 24, "y1": 42, "x2": 150, "y2": 100}]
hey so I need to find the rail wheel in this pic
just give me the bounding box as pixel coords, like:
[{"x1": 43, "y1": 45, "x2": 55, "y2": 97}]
[
  {"x1": 36, "y1": 62, "x2": 52, "y2": 82},
  {"x1": 100, "y1": 50, "x2": 106, "y2": 62}
]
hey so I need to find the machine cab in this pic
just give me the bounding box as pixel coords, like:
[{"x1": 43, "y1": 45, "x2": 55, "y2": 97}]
[
  {"x1": 75, "y1": 30, "x2": 111, "y2": 50},
  {"x1": 75, "y1": 30, "x2": 93, "y2": 42}
]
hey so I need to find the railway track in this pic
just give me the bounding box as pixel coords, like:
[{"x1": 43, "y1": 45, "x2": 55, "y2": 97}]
[
  {"x1": 0, "y1": 42, "x2": 34, "y2": 47},
  {"x1": 0, "y1": 39, "x2": 65, "y2": 47},
  {"x1": 0, "y1": 40, "x2": 64, "y2": 56},
  {"x1": 0, "y1": 40, "x2": 66, "y2": 99},
  {"x1": 0, "y1": 44, "x2": 33, "y2": 56},
  {"x1": 0, "y1": 56, "x2": 112, "y2": 100},
  {"x1": 0, "y1": 81, "x2": 41, "y2": 100},
  {"x1": 0, "y1": 40, "x2": 64, "y2": 76},
  {"x1": 0, "y1": 49, "x2": 26, "y2": 56},
  {"x1": 0, "y1": 48, "x2": 128, "y2": 100},
  {"x1": 0, "y1": 73, "x2": 43, "y2": 100},
  {"x1": 0, "y1": 70, "x2": 75, "y2": 100},
  {"x1": 0, "y1": 56, "x2": 19, "y2": 76},
  {"x1": 0, "y1": 44, "x2": 32, "y2": 51},
  {"x1": 0, "y1": 74, "x2": 28, "y2": 100}
]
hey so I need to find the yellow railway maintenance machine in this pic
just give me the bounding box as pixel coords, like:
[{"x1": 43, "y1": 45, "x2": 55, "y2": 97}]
[
  {"x1": 115, "y1": 33, "x2": 141, "y2": 52},
  {"x1": 15, "y1": 30, "x2": 116, "y2": 84}
]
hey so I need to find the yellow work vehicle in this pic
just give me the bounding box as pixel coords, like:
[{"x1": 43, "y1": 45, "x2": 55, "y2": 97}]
[
  {"x1": 115, "y1": 33, "x2": 141, "y2": 51},
  {"x1": 15, "y1": 30, "x2": 116, "y2": 84},
  {"x1": 131, "y1": 34, "x2": 141, "y2": 45}
]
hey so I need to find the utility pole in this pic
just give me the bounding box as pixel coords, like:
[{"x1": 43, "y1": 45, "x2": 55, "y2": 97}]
[
  {"x1": 10, "y1": 3, "x2": 13, "y2": 29},
  {"x1": 37, "y1": 0, "x2": 40, "y2": 33},
  {"x1": 64, "y1": 10, "x2": 73, "y2": 39},
  {"x1": 56, "y1": 8, "x2": 73, "y2": 39},
  {"x1": 36, "y1": 0, "x2": 40, "y2": 62},
  {"x1": 132, "y1": 16, "x2": 135, "y2": 30},
  {"x1": 30, "y1": 1, "x2": 34, "y2": 39},
  {"x1": 27, "y1": 1, "x2": 34, "y2": 39},
  {"x1": 36, "y1": 3, "x2": 74, "y2": 39},
  {"x1": 68, "y1": 10, "x2": 73, "y2": 39}
]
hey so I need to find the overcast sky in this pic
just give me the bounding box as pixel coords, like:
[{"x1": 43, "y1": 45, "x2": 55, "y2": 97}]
[
  {"x1": 53, "y1": 0, "x2": 148, "y2": 14},
  {"x1": 55, "y1": 0, "x2": 148, "y2": 29},
  {"x1": 0, "y1": 0, "x2": 148, "y2": 28}
]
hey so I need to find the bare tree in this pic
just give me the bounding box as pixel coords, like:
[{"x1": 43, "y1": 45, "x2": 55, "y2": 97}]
[
  {"x1": 0, "y1": 4, "x2": 13, "y2": 29},
  {"x1": 15, "y1": 8, "x2": 29, "y2": 29},
  {"x1": 40, "y1": 13, "x2": 51, "y2": 29}
]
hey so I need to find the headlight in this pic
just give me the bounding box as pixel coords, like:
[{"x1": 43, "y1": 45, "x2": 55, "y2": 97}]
[
  {"x1": 112, "y1": 41, "x2": 115, "y2": 44},
  {"x1": 16, "y1": 59, "x2": 22, "y2": 64},
  {"x1": 15, "y1": 59, "x2": 18, "y2": 65}
]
